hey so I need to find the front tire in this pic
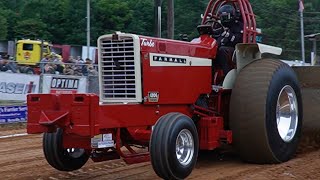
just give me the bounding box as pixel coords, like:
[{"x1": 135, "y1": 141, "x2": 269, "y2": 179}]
[
  {"x1": 43, "y1": 129, "x2": 90, "y2": 171},
  {"x1": 230, "y1": 59, "x2": 302, "y2": 163},
  {"x1": 150, "y1": 113, "x2": 199, "y2": 179}
]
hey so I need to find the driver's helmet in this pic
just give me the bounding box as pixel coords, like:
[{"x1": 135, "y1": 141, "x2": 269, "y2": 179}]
[{"x1": 217, "y1": 4, "x2": 236, "y2": 27}]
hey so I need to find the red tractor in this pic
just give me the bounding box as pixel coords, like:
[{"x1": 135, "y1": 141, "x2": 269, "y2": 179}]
[{"x1": 27, "y1": 0, "x2": 303, "y2": 179}]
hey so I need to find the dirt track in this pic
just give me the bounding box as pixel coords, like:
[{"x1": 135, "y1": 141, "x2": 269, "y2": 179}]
[{"x1": 1, "y1": 125, "x2": 320, "y2": 180}]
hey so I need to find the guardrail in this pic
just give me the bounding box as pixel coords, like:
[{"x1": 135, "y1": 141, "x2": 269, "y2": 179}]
[{"x1": 1, "y1": 59, "x2": 99, "y2": 76}]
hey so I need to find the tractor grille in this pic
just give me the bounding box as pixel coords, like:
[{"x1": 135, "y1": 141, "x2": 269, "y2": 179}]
[{"x1": 99, "y1": 34, "x2": 142, "y2": 103}]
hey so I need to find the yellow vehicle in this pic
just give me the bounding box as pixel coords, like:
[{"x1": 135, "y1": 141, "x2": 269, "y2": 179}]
[
  {"x1": 15, "y1": 39, "x2": 63, "y2": 74},
  {"x1": 16, "y1": 39, "x2": 52, "y2": 66}
]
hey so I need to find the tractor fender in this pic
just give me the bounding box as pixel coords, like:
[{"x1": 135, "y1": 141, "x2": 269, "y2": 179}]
[{"x1": 222, "y1": 43, "x2": 282, "y2": 89}]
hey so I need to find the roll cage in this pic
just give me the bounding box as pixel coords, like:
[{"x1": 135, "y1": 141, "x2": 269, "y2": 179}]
[{"x1": 201, "y1": 0, "x2": 258, "y2": 44}]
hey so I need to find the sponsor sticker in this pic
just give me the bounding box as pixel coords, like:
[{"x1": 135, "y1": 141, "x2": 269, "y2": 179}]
[
  {"x1": 91, "y1": 134, "x2": 114, "y2": 148},
  {"x1": 98, "y1": 140, "x2": 114, "y2": 148},
  {"x1": 148, "y1": 92, "x2": 159, "y2": 102},
  {"x1": 103, "y1": 133, "x2": 113, "y2": 141}
]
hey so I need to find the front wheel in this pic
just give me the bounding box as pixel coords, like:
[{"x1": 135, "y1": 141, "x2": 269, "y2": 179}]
[
  {"x1": 43, "y1": 129, "x2": 90, "y2": 171},
  {"x1": 150, "y1": 112, "x2": 199, "y2": 180}
]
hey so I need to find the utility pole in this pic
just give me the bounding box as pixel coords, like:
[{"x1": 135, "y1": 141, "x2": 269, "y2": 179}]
[
  {"x1": 167, "y1": 0, "x2": 174, "y2": 39},
  {"x1": 154, "y1": 0, "x2": 162, "y2": 38},
  {"x1": 87, "y1": 0, "x2": 91, "y2": 59},
  {"x1": 299, "y1": 0, "x2": 305, "y2": 63}
]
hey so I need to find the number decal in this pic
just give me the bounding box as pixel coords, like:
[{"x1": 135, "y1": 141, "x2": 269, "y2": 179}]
[{"x1": 148, "y1": 92, "x2": 159, "y2": 102}]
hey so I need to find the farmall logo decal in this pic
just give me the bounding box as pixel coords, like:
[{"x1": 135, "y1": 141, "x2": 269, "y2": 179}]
[
  {"x1": 153, "y1": 56, "x2": 187, "y2": 64},
  {"x1": 141, "y1": 38, "x2": 155, "y2": 47}
]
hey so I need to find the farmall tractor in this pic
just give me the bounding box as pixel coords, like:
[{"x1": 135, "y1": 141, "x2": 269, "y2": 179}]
[{"x1": 27, "y1": 0, "x2": 305, "y2": 179}]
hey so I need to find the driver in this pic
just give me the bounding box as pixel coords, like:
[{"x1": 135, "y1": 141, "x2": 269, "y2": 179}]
[{"x1": 213, "y1": 4, "x2": 243, "y2": 76}]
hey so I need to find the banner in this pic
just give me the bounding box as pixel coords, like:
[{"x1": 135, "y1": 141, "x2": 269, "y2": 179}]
[
  {"x1": 82, "y1": 46, "x2": 97, "y2": 61},
  {"x1": 41, "y1": 74, "x2": 87, "y2": 94},
  {"x1": 0, "y1": 105, "x2": 27, "y2": 124},
  {"x1": 0, "y1": 72, "x2": 40, "y2": 101}
]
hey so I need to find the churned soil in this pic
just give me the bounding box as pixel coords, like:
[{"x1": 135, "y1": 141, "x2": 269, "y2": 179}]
[{"x1": 1, "y1": 124, "x2": 320, "y2": 180}]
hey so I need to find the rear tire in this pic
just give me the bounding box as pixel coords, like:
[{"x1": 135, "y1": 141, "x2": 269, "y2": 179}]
[
  {"x1": 150, "y1": 112, "x2": 199, "y2": 179},
  {"x1": 230, "y1": 59, "x2": 302, "y2": 163},
  {"x1": 43, "y1": 129, "x2": 90, "y2": 171}
]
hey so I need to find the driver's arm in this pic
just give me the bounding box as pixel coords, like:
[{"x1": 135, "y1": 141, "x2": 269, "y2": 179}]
[{"x1": 221, "y1": 22, "x2": 243, "y2": 47}]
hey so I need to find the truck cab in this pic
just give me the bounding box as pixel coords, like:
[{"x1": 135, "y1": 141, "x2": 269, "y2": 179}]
[{"x1": 16, "y1": 39, "x2": 51, "y2": 66}]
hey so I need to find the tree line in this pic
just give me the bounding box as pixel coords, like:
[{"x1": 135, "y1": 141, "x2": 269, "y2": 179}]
[{"x1": 0, "y1": 0, "x2": 319, "y2": 60}]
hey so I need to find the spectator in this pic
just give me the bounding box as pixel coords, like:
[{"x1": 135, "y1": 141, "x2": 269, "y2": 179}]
[
  {"x1": 51, "y1": 53, "x2": 60, "y2": 62},
  {"x1": 76, "y1": 56, "x2": 85, "y2": 64},
  {"x1": 52, "y1": 54, "x2": 64, "y2": 74},
  {"x1": 40, "y1": 54, "x2": 50, "y2": 73},
  {"x1": 44, "y1": 56, "x2": 57, "y2": 74},
  {"x1": 72, "y1": 56, "x2": 84, "y2": 75},
  {"x1": 0, "y1": 59, "x2": 9, "y2": 72},
  {"x1": 68, "y1": 55, "x2": 74, "y2": 62},
  {"x1": 73, "y1": 66, "x2": 83, "y2": 76},
  {"x1": 63, "y1": 59, "x2": 76, "y2": 75},
  {"x1": 82, "y1": 58, "x2": 92, "y2": 76},
  {"x1": 87, "y1": 64, "x2": 98, "y2": 76},
  {"x1": 0, "y1": 55, "x2": 18, "y2": 73}
]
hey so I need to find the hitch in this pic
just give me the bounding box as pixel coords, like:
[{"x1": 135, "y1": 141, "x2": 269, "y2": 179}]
[
  {"x1": 39, "y1": 110, "x2": 69, "y2": 126},
  {"x1": 27, "y1": 93, "x2": 99, "y2": 136}
]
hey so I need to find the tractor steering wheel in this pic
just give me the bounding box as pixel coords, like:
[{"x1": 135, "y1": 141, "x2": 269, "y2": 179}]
[
  {"x1": 204, "y1": 17, "x2": 224, "y2": 38},
  {"x1": 203, "y1": 14, "x2": 219, "y2": 25}
]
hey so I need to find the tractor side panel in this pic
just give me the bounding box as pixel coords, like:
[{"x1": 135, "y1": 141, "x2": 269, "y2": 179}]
[
  {"x1": 140, "y1": 36, "x2": 217, "y2": 104},
  {"x1": 142, "y1": 56, "x2": 212, "y2": 104}
]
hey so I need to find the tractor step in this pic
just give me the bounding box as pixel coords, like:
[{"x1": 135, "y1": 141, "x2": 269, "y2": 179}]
[
  {"x1": 91, "y1": 150, "x2": 120, "y2": 162},
  {"x1": 198, "y1": 116, "x2": 232, "y2": 150},
  {"x1": 123, "y1": 153, "x2": 150, "y2": 164}
]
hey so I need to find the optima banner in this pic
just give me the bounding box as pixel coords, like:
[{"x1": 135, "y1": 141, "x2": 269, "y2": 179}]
[
  {"x1": 0, "y1": 72, "x2": 40, "y2": 101},
  {"x1": 41, "y1": 75, "x2": 87, "y2": 94}
]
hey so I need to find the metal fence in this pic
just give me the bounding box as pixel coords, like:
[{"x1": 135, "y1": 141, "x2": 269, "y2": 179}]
[{"x1": 0, "y1": 59, "x2": 99, "y2": 76}]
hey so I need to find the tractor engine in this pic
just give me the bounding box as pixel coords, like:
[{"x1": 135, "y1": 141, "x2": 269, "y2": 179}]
[{"x1": 97, "y1": 32, "x2": 217, "y2": 105}]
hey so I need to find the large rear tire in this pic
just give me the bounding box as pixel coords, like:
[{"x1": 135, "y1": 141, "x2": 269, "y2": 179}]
[
  {"x1": 150, "y1": 113, "x2": 199, "y2": 180},
  {"x1": 43, "y1": 129, "x2": 90, "y2": 171},
  {"x1": 230, "y1": 59, "x2": 302, "y2": 163}
]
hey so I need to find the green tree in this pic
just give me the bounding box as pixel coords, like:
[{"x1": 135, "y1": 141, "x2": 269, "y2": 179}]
[
  {"x1": 93, "y1": 0, "x2": 133, "y2": 32},
  {"x1": 14, "y1": 18, "x2": 49, "y2": 39},
  {"x1": 61, "y1": 0, "x2": 87, "y2": 45},
  {"x1": 125, "y1": 0, "x2": 154, "y2": 36},
  {"x1": 0, "y1": 15, "x2": 8, "y2": 40},
  {"x1": 173, "y1": 0, "x2": 208, "y2": 40}
]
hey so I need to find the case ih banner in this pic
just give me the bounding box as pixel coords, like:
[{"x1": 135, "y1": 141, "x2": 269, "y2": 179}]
[
  {"x1": 0, "y1": 105, "x2": 27, "y2": 124},
  {"x1": 42, "y1": 75, "x2": 87, "y2": 94},
  {"x1": 0, "y1": 72, "x2": 40, "y2": 101}
]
